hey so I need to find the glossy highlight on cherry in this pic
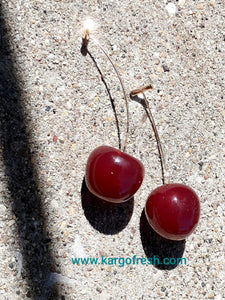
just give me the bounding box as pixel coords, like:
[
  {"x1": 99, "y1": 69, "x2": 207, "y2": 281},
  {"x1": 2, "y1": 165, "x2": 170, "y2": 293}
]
[
  {"x1": 145, "y1": 183, "x2": 200, "y2": 241},
  {"x1": 85, "y1": 145, "x2": 145, "y2": 203}
]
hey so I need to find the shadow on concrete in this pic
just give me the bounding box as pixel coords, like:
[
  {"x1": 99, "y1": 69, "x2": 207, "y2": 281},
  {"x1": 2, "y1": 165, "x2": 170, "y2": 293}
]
[
  {"x1": 81, "y1": 178, "x2": 134, "y2": 234},
  {"x1": 0, "y1": 7, "x2": 58, "y2": 299},
  {"x1": 140, "y1": 209, "x2": 186, "y2": 270}
]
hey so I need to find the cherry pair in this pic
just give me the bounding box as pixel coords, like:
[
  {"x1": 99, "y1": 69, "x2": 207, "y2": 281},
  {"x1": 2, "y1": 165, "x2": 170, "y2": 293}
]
[
  {"x1": 85, "y1": 145, "x2": 200, "y2": 241},
  {"x1": 81, "y1": 22, "x2": 200, "y2": 241}
]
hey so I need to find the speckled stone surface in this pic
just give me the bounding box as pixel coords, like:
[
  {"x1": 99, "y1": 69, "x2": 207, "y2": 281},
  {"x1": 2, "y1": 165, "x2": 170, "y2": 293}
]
[{"x1": 0, "y1": 0, "x2": 224, "y2": 299}]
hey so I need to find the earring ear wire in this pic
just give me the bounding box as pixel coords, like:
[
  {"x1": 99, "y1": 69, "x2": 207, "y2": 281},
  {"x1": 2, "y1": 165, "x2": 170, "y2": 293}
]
[
  {"x1": 81, "y1": 21, "x2": 129, "y2": 152},
  {"x1": 130, "y1": 86, "x2": 167, "y2": 185}
]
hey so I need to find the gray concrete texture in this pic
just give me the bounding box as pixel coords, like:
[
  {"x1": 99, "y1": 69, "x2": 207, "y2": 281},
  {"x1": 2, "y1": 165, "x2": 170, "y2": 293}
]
[{"x1": 0, "y1": 0, "x2": 224, "y2": 299}]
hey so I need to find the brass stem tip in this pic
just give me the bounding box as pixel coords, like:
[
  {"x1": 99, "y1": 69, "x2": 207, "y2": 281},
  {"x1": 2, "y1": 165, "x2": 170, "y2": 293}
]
[
  {"x1": 130, "y1": 83, "x2": 153, "y2": 98},
  {"x1": 81, "y1": 29, "x2": 90, "y2": 56}
]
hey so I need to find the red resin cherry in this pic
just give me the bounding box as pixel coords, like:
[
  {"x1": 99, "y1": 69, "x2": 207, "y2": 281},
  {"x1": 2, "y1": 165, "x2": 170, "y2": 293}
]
[
  {"x1": 85, "y1": 145, "x2": 145, "y2": 203},
  {"x1": 145, "y1": 183, "x2": 200, "y2": 240}
]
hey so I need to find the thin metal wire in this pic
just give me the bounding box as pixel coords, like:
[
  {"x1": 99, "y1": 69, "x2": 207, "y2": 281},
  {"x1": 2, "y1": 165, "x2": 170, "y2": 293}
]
[
  {"x1": 87, "y1": 50, "x2": 122, "y2": 150},
  {"x1": 130, "y1": 87, "x2": 168, "y2": 185},
  {"x1": 142, "y1": 93, "x2": 167, "y2": 185},
  {"x1": 89, "y1": 35, "x2": 129, "y2": 152}
]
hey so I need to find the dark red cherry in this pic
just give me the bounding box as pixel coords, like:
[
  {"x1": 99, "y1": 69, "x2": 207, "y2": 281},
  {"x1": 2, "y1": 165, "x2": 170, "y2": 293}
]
[
  {"x1": 85, "y1": 145, "x2": 145, "y2": 203},
  {"x1": 145, "y1": 183, "x2": 200, "y2": 240}
]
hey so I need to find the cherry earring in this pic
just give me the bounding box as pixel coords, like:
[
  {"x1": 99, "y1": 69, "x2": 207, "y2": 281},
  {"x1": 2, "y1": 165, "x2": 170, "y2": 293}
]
[
  {"x1": 85, "y1": 146, "x2": 144, "y2": 203},
  {"x1": 130, "y1": 87, "x2": 200, "y2": 241},
  {"x1": 81, "y1": 20, "x2": 145, "y2": 203}
]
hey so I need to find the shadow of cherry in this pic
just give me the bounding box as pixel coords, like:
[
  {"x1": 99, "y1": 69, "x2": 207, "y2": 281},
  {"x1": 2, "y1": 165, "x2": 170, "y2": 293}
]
[
  {"x1": 140, "y1": 209, "x2": 186, "y2": 270},
  {"x1": 81, "y1": 178, "x2": 134, "y2": 235}
]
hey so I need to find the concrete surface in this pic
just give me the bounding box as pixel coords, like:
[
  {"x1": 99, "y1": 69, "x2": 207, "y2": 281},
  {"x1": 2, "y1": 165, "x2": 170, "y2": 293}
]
[{"x1": 0, "y1": 0, "x2": 224, "y2": 299}]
